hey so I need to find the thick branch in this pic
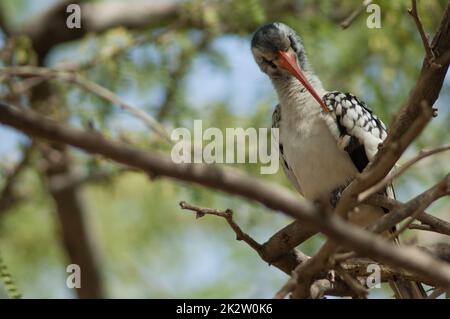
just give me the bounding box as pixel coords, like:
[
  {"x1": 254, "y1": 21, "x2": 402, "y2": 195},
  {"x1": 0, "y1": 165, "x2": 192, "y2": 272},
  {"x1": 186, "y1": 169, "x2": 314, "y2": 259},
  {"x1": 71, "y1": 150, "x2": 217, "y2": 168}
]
[
  {"x1": 336, "y1": 1, "x2": 450, "y2": 219},
  {"x1": 2, "y1": 103, "x2": 450, "y2": 290},
  {"x1": 261, "y1": 220, "x2": 316, "y2": 267},
  {"x1": 180, "y1": 201, "x2": 361, "y2": 298}
]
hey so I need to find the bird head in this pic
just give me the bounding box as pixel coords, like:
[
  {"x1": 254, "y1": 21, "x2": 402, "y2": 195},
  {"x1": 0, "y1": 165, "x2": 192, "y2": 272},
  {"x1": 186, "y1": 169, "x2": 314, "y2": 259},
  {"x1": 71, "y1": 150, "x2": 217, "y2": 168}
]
[{"x1": 251, "y1": 22, "x2": 328, "y2": 112}]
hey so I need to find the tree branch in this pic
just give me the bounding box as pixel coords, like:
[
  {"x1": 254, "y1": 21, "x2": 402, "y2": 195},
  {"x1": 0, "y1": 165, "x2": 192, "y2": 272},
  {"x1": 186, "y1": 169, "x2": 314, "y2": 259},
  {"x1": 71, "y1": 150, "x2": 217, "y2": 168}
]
[
  {"x1": 2, "y1": 103, "x2": 450, "y2": 294},
  {"x1": 359, "y1": 143, "x2": 450, "y2": 202},
  {"x1": 179, "y1": 201, "x2": 263, "y2": 253},
  {"x1": 366, "y1": 194, "x2": 450, "y2": 236},
  {"x1": 179, "y1": 201, "x2": 360, "y2": 298},
  {"x1": 408, "y1": 0, "x2": 439, "y2": 67},
  {"x1": 336, "y1": 0, "x2": 450, "y2": 219},
  {"x1": 340, "y1": 0, "x2": 373, "y2": 29},
  {"x1": 179, "y1": 201, "x2": 311, "y2": 276},
  {"x1": 0, "y1": 143, "x2": 34, "y2": 213},
  {"x1": 1, "y1": 66, "x2": 172, "y2": 143}
]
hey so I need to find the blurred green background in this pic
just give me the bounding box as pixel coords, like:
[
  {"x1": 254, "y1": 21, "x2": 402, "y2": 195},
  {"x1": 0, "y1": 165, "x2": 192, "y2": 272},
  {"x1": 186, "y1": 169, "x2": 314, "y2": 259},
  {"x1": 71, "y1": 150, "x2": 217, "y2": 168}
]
[{"x1": 0, "y1": 0, "x2": 449, "y2": 298}]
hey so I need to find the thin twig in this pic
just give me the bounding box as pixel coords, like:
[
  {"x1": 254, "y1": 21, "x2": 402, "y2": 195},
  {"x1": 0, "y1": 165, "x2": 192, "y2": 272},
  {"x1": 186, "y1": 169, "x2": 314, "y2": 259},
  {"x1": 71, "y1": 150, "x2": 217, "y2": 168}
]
[
  {"x1": 1, "y1": 66, "x2": 172, "y2": 144},
  {"x1": 179, "y1": 201, "x2": 263, "y2": 252},
  {"x1": 334, "y1": 251, "x2": 357, "y2": 263},
  {"x1": 409, "y1": 223, "x2": 433, "y2": 232},
  {"x1": 408, "y1": 0, "x2": 440, "y2": 68},
  {"x1": 156, "y1": 34, "x2": 210, "y2": 121},
  {"x1": 340, "y1": 0, "x2": 373, "y2": 29},
  {"x1": 3, "y1": 103, "x2": 450, "y2": 291},
  {"x1": 359, "y1": 144, "x2": 450, "y2": 202},
  {"x1": 388, "y1": 208, "x2": 426, "y2": 239}
]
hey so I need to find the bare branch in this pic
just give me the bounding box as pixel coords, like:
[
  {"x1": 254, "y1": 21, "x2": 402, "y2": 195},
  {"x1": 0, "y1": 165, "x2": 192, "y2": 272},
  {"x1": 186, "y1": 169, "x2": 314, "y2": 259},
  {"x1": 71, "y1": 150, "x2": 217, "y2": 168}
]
[
  {"x1": 293, "y1": 242, "x2": 337, "y2": 298},
  {"x1": 180, "y1": 201, "x2": 365, "y2": 299},
  {"x1": 179, "y1": 201, "x2": 263, "y2": 252},
  {"x1": 359, "y1": 144, "x2": 450, "y2": 202},
  {"x1": 179, "y1": 201, "x2": 311, "y2": 277},
  {"x1": 1, "y1": 66, "x2": 172, "y2": 144},
  {"x1": 261, "y1": 220, "x2": 316, "y2": 265},
  {"x1": 388, "y1": 208, "x2": 427, "y2": 239},
  {"x1": 436, "y1": 49, "x2": 450, "y2": 66},
  {"x1": 2, "y1": 103, "x2": 450, "y2": 292},
  {"x1": 340, "y1": 256, "x2": 449, "y2": 286},
  {"x1": 335, "y1": 264, "x2": 368, "y2": 299},
  {"x1": 19, "y1": 0, "x2": 179, "y2": 60},
  {"x1": 340, "y1": 0, "x2": 373, "y2": 29},
  {"x1": 366, "y1": 190, "x2": 450, "y2": 236},
  {"x1": 335, "y1": 0, "x2": 450, "y2": 221},
  {"x1": 366, "y1": 194, "x2": 450, "y2": 236},
  {"x1": 409, "y1": 223, "x2": 435, "y2": 232},
  {"x1": 408, "y1": 0, "x2": 440, "y2": 68}
]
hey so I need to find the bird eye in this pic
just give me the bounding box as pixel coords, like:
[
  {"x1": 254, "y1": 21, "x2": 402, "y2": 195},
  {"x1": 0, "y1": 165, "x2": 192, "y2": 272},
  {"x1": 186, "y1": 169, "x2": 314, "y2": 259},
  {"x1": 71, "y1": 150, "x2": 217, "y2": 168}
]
[
  {"x1": 262, "y1": 57, "x2": 277, "y2": 68},
  {"x1": 288, "y1": 35, "x2": 297, "y2": 52}
]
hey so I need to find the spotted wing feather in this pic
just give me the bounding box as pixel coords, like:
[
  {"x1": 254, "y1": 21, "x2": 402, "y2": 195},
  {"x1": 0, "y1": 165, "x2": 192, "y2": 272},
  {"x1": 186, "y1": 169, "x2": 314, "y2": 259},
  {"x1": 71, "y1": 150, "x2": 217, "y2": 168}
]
[{"x1": 322, "y1": 91, "x2": 387, "y2": 172}]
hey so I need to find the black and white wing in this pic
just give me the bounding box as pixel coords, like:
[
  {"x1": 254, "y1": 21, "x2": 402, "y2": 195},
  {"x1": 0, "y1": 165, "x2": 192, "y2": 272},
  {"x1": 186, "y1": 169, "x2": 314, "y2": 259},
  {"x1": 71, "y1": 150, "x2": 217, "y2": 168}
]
[
  {"x1": 322, "y1": 92, "x2": 426, "y2": 298},
  {"x1": 322, "y1": 91, "x2": 388, "y2": 173},
  {"x1": 272, "y1": 104, "x2": 304, "y2": 195}
]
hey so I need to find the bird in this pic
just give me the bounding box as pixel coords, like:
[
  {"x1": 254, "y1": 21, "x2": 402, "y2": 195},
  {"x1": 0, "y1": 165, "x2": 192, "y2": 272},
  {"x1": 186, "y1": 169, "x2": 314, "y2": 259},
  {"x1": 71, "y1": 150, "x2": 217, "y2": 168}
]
[{"x1": 251, "y1": 22, "x2": 426, "y2": 299}]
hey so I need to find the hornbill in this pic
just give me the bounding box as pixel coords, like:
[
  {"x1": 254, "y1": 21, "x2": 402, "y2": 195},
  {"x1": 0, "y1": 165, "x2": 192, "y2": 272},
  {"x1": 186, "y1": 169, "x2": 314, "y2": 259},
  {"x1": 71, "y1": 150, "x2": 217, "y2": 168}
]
[{"x1": 251, "y1": 22, "x2": 426, "y2": 299}]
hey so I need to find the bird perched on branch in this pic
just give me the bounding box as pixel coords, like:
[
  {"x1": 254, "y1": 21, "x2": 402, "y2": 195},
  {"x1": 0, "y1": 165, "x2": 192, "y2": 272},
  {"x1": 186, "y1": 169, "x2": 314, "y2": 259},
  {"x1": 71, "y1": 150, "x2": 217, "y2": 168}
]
[{"x1": 251, "y1": 22, "x2": 426, "y2": 299}]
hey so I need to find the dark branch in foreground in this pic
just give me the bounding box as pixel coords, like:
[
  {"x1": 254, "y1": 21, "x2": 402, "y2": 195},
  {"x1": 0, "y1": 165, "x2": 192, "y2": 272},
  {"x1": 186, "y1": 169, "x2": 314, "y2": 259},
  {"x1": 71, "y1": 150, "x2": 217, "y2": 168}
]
[{"x1": 1, "y1": 103, "x2": 450, "y2": 294}]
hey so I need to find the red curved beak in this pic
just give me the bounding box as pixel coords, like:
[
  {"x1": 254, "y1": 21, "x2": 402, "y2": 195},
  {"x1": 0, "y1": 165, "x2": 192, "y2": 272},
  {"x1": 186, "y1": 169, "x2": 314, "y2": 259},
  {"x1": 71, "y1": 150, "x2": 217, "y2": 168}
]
[{"x1": 277, "y1": 50, "x2": 329, "y2": 113}]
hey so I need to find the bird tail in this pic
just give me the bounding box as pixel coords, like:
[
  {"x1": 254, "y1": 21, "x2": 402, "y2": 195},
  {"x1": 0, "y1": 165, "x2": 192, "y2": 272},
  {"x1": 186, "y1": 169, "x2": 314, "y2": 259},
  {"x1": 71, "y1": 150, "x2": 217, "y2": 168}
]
[
  {"x1": 388, "y1": 236, "x2": 427, "y2": 299},
  {"x1": 384, "y1": 185, "x2": 427, "y2": 299},
  {"x1": 389, "y1": 278, "x2": 427, "y2": 299}
]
